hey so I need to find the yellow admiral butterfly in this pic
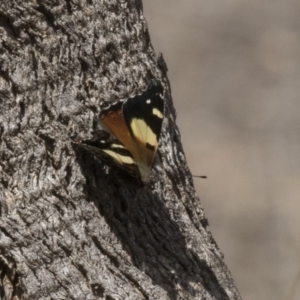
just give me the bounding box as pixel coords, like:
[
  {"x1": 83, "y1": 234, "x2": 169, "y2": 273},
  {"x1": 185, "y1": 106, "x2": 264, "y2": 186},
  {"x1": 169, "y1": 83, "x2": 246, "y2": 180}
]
[{"x1": 78, "y1": 80, "x2": 164, "y2": 181}]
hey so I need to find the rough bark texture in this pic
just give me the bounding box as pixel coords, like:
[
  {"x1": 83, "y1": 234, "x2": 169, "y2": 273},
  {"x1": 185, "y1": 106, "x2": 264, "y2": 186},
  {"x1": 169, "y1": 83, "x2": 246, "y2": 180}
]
[{"x1": 0, "y1": 1, "x2": 241, "y2": 299}]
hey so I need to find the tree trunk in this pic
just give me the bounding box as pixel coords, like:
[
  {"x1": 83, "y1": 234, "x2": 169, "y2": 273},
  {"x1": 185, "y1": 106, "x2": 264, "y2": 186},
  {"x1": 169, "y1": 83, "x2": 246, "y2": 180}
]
[{"x1": 0, "y1": 1, "x2": 241, "y2": 299}]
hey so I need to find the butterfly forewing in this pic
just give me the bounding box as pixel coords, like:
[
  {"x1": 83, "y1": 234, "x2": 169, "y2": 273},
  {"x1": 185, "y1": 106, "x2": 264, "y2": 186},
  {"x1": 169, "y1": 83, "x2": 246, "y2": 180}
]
[{"x1": 122, "y1": 81, "x2": 164, "y2": 172}]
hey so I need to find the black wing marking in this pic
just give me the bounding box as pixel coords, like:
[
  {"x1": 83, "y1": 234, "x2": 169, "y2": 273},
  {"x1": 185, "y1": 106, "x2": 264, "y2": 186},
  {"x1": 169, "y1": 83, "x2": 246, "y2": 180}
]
[{"x1": 123, "y1": 80, "x2": 164, "y2": 142}]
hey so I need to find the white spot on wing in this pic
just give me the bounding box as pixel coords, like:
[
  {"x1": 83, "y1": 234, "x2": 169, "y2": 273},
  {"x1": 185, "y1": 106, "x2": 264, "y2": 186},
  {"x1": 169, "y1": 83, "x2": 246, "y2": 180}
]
[{"x1": 146, "y1": 99, "x2": 151, "y2": 104}]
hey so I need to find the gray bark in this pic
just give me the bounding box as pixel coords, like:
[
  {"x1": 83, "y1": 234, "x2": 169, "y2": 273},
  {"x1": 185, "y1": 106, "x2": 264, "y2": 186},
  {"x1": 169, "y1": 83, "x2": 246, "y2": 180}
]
[{"x1": 0, "y1": 0, "x2": 241, "y2": 299}]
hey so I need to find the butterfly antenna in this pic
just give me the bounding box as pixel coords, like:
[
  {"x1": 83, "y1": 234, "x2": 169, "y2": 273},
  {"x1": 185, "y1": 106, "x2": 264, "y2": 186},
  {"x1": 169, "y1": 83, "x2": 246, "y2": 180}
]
[{"x1": 192, "y1": 175, "x2": 207, "y2": 179}]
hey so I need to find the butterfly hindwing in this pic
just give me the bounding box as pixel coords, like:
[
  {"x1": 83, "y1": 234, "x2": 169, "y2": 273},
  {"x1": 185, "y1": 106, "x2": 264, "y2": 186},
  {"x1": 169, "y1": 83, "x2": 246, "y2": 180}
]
[
  {"x1": 99, "y1": 101, "x2": 129, "y2": 141},
  {"x1": 78, "y1": 135, "x2": 140, "y2": 177}
]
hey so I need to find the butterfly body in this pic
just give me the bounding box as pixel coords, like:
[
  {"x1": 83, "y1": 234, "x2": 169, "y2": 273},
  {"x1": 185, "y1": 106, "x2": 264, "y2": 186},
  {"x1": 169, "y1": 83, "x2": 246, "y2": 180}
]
[{"x1": 79, "y1": 80, "x2": 164, "y2": 181}]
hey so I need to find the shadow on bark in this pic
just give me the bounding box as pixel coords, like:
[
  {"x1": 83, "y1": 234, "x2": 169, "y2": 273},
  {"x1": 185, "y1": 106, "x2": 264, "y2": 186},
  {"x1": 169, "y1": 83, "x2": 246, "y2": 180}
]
[{"x1": 74, "y1": 146, "x2": 230, "y2": 300}]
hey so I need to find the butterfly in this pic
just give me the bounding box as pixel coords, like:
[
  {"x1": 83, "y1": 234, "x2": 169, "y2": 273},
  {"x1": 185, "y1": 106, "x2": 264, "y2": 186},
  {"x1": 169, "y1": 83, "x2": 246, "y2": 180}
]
[{"x1": 77, "y1": 80, "x2": 165, "y2": 182}]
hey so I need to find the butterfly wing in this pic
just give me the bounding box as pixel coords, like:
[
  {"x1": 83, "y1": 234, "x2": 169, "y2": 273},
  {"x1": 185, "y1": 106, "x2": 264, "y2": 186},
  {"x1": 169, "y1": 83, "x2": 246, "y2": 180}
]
[
  {"x1": 86, "y1": 80, "x2": 164, "y2": 180},
  {"x1": 99, "y1": 101, "x2": 130, "y2": 142},
  {"x1": 78, "y1": 135, "x2": 140, "y2": 177},
  {"x1": 122, "y1": 80, "x2": 164, "y2": 178}
]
